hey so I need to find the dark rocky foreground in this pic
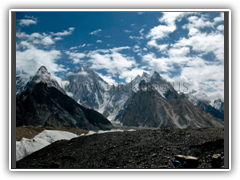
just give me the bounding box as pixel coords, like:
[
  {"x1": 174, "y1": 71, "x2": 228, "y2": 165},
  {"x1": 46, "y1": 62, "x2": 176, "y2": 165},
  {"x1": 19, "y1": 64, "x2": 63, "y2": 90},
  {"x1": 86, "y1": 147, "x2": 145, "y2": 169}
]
[{"x1": 16, "y1": 127, "x2": 224, "y2": 169}]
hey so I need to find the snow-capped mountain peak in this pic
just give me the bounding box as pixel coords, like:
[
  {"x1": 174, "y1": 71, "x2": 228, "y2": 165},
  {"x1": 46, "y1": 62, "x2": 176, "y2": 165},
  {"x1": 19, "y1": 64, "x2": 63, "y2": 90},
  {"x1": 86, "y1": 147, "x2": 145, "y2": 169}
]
[
  {"x1": 141, "y1": 72, "x2": 151, "y2": 83},
  {"x1": 16, "y1": 66, "x2": 63, "y2": 95},
  {"x1": 142, "y1": 71, "x2": 149, "y2": 77},
  {"x1": 66, "y1": 64, "x2": 109, "y2": 91},
  {"x1": 64, "y1": 65, "x2": 113, "y2": 117},
  {"x1": 34, "y1": 66, "x2": 52, "y2": 83},
  {"x1": 74, "y1": 64, "x2": 93, "y2": 73},
  {"x1": 36, "y1": 66, "x2": 50, "y2": 75},
  {"x1": 19, "y1": 66, "x2": 66, "y2": 95},
  {"x1": 151, "y1": 71, "x2": 161, "y2": 79}
]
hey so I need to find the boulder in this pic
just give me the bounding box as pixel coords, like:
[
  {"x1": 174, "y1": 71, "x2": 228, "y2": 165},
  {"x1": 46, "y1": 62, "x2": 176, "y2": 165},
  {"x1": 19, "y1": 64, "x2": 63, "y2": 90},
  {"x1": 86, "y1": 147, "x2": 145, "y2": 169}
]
[
  {"x1": 212, "y1": 154, "x2": 221, "y2": 168},
  {"x1": 174, "y1": 155, "x2": 199, "y2": 168},
  {"x1": 185, "y1": 156, "x2": 199, "y2": 168},
  {"x1": 174, "y1": 155, "x2": 186, "y2": 162}
]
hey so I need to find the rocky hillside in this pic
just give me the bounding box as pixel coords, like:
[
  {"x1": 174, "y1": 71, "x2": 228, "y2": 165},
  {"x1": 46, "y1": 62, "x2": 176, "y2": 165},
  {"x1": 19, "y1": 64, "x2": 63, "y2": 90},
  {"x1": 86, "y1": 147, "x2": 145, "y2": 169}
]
[{"x1": 16, "y1": 127, "x2": 224, "y2": 169}]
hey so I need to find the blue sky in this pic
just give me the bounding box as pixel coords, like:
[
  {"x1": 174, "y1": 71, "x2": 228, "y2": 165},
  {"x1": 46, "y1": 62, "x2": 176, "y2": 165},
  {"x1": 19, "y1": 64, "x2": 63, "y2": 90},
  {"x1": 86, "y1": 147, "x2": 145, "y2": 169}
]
[{"x1": 16, "y1": 11, "x2": 224, "y2": 101}]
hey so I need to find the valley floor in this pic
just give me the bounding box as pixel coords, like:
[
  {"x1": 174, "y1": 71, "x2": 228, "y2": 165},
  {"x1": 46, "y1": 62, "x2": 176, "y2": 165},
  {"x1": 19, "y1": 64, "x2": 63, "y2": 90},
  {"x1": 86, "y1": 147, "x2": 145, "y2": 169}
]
[{"x1": 16, "y1": 127, "x2": 224, "y2": 169}]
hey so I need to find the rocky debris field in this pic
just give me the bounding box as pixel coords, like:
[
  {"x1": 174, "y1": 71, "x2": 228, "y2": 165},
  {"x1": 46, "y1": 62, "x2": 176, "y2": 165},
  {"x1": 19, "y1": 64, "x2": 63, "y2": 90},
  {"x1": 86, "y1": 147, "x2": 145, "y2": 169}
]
[{"x1": 16, "y1": 127, "x2": 224, "y2": 169}]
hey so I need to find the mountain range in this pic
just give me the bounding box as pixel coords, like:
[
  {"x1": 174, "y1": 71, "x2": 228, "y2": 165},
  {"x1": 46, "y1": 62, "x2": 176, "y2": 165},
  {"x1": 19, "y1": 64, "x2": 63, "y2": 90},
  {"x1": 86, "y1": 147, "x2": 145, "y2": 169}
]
[
  {"x1": 185, "y1": 90, "x2": 224, "y2": 121},
  {"x1": 16, "y1": 65, "x2": 224, "y2": 129},
  {"x1": 16, "y1": 66, "x2": 113, "y2": 130}
]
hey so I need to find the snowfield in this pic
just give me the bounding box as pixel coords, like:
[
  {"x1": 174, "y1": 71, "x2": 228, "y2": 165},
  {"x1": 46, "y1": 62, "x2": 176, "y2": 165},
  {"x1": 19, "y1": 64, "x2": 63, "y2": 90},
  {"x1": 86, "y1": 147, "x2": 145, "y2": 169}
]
[{"x1": 16, "y1": 128, "x2": 136, "y2": 161}]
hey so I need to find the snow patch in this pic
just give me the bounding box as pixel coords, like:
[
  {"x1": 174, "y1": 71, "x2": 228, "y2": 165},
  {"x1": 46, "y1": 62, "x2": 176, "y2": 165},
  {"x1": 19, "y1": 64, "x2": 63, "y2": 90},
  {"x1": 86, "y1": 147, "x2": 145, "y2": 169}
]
[
  {"x1": 213, "y1": 99, "x2": 222, "y2": 110},
  {"x1": 184, "y1": 114, "x2": 192, "y2": 121},
  {"x1": 165, "y1": 109, "x2": 182, "y2": 128},
  {"x1": 96, "y1": 91, "x2": 111, "y2": 114},
  {"x1": 152, "y1": 84, "x2": 166, "y2": 98},
  {"x1": 66, "y1": 91, "x2": 74, "y2": 97},
  {"x1": 68, "y1": 71, "x2": 88, "y2": 76},
  {"x1": 16, "y1": 130, "x2": 78, "y2": 161},
  {"x1": 171, "y1": 112, "x2": 181, "y2": 128},
  {"x1": 85, "y1": 130, "x2": 97, "y2": 136},
  {"x1": 106, "y1": 95, "x2": 129, "y2": 121},
  {"x1": 98, "y1": 129, "x2": 124, "y2": 134},
  {"x1": 16, "y1": 138, "x2": 50, "y2": 161},
  {"x1": 84, "y1": 129, "x2": 135, "y2": 136},
  {"x1": 34, "y1": 130, "x2": 77, "y2": 143}
]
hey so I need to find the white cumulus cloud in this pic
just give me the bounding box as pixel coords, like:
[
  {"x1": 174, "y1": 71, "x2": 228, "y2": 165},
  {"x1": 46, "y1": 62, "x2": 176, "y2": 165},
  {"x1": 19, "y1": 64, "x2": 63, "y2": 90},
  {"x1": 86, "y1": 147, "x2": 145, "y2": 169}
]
[
  {"x1": 168, "y1": 47, "x2": 190, "y2": 57},
  {"x1": 41, "y1": 36, "x2": 55, "y2": 46},
  {"x1": 146, "y1": 12, "x2": 185, "y2": 40},
  {"x1": 65, "y1": 51, "x2": 86, "y2": 64},
  {"x1": 217, "y1": 25, "x2": 224, "y2": 31},
  {"x1": 147, "y1": 39, "x2": 168, "y2": 52},
  {"x1": 173, "y1": 32, "x2": 224, "y2": 62},
  {"x1": 16, "y1": 46, "x2": 65, "y2": 78},
  {"x1": 19, "y1": 18, "x2": 37, "y2": 26},
  {"x1": 119, "y1": 68, "x2": 149, "y2": 83},
  {"x1": 51, "y1": 27, "x2": 75, "y2": 36}
]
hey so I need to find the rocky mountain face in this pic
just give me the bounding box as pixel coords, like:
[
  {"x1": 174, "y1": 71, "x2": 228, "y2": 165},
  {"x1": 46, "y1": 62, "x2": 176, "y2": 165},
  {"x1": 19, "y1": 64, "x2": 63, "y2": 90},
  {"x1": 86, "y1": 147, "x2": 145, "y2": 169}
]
[
  {"x1": 64, "y1": 65, "x2": 109, "y2": 110},
  {"x1": 63, "y1": 65, "x2": 223, "y2": 129},
  {"x1": 118, "y1": 78, "x2": 223, "y2": 128},
  {"x1": 16, "y1": 66, "x2": 113, "y2": 130},
  {"x1": 64, "y1": 65, "x2": 132, "y2": 121},
  {"x1": 185, "y1": 90, "x2": 224, "y2": 121}
]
